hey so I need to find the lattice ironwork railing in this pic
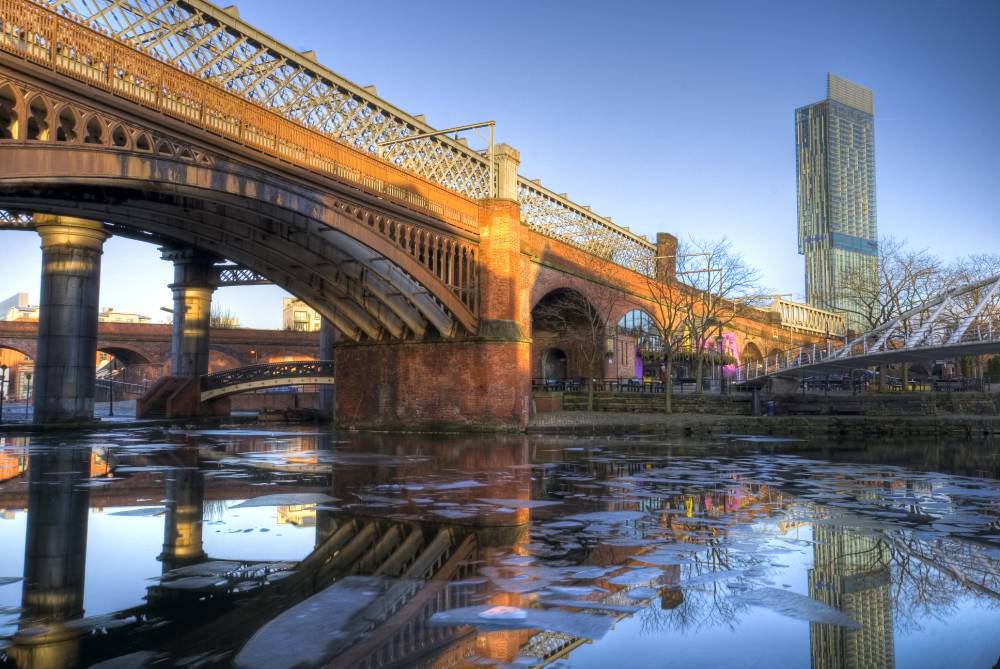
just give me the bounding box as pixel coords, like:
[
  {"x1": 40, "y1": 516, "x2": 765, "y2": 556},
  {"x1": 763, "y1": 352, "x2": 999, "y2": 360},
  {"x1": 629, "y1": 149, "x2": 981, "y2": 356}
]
[
  {"x1": 517, "y1": 178, "x2": 656, "y2": 275},
  {"x1": 201, "y1": 360, "x2": 333, "y2": 391},
  {"x1": 14, "y1": 0, "x2": 657, "y2": 275},
  {"x1": 215, "y1": 264, "x2": 270, "y2": 286},
  {"x1": 737, "y1": 274, "x2": 1000, "y2": 383},
  {"x1": 0, "y1": 0, "x2": 480, "y2": 230},
  {"x1": 0, "y1": 209, "x2": 33, "y2": 228}
]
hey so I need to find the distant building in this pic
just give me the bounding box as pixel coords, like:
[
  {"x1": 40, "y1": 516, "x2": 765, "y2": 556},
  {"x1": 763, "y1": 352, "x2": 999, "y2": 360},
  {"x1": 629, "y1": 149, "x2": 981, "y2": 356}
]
[
  {"x1": 97, "y1": 307, "x2": 152, "y2": 324},
  {"x1": 796, "y1": 73, "x2": 878, "y2": 329},
  {"x1": 0, "y1": 293, "x2": 38, "y2": 321},
  {"x1": 282, "y1": 298, "x2": 322, "y2": 332}
]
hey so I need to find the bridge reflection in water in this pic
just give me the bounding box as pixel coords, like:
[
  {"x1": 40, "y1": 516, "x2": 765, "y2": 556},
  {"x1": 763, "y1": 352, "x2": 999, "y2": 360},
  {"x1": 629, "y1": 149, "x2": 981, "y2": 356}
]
[{"x1": 0, "y1": 432, "x2": 996, "y2": 668}]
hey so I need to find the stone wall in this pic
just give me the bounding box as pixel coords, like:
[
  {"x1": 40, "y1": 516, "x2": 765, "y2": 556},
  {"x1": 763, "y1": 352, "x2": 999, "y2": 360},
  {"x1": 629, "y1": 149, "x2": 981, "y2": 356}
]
[{"x1": 558, "y1": 391, "x2": 752, "y2": 415}]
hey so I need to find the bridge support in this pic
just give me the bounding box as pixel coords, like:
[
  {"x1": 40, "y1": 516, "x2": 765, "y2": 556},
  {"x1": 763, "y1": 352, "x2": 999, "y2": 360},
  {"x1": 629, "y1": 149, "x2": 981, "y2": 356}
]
[
  {"x1": 160, "y1": 465, "x2": 206, "y2": 571},
  {"x1": 163, "y1": 248, "x2": 218, "y2": 377},
  {"x1": 32, "y1": 215, "x2": 108, "y2": 423},
  {"x1": 10, "y1": 448, "x2": 91, "y2": 669},
  {"x1": 318, "y1": 318, "x2": 336, "y2": 421},
  {"x1": 335, "y1": 145, "x2": 531, "y2": 431}
]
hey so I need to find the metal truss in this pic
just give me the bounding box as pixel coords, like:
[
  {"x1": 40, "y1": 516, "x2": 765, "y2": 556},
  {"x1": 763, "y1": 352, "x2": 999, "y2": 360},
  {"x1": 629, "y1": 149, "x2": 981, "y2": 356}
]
[
  {"x1": 215, "y1": 264, "x2": 270, "y2": 286},
  {"x1": 35, "y1": 0, "x2": 656, "y2": 274},
  {"x1": 737, "y1": 274, "x2": 1000, "y2": 384}
]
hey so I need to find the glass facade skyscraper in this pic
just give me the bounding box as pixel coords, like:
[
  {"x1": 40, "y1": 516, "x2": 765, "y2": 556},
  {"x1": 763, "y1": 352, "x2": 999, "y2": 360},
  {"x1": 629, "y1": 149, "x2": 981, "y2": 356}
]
[{"x1": 796, "y1": 74, "x2": 878, "y2": 330}]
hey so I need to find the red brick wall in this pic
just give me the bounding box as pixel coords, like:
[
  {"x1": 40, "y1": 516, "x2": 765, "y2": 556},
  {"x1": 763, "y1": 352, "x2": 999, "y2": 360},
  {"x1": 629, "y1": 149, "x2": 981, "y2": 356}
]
[{"x1": 335, "y1": 339, "x2": 530, "y2": 431}]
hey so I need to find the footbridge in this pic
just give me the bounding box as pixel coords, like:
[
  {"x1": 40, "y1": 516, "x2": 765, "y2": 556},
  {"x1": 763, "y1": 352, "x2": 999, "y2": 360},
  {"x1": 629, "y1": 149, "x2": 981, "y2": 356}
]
[
  {"x1": 1, "y1": 0, "x2": 824, "y2": 429},
  {"x1": 199, "y1": 360, "x2": 334, "y2": 401},
  {"x1": 736, "y1": 274, "x2": 1000, "y2": 389}
]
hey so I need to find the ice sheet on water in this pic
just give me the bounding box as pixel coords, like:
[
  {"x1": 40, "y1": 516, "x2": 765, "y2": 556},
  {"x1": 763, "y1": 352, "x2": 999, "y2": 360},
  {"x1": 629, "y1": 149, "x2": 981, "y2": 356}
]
[
  {"x1": 542, "y1": 599, "x2": 642, "y2": 614},
  {"x1": 547, "y1": 585, "x2": 607, "y2": 597},
  {"x1": 478, "y1": 498, "x2": 562, "y2": 509},
  {"x1": 566, "y1": 511, "x2": 646, "y2": 524},
  {"x1": 229, "y1": 493, "x2": 336, "y2": 508},
  {"x1": 624, "y1": 586, "x2": 659, "y2": 600},
  {"x1": 108, "y1": 507, "x2": 165, "y2": 517},
  {"x1": 733, "y1": 587, "x2": 861, "y2": 629},
  {"x1": 429, "y1": 605, "x2": 614, "y2": 639},
  {"x1": 434, "y1": 480, "x2": 486, "y2": 490},
  {"x1": 608, "y1": 567, "x2": 664, "y2": 586}
]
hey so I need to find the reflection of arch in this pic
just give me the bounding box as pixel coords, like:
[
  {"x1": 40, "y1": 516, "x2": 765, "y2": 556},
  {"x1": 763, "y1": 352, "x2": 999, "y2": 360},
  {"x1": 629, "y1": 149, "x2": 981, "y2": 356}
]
[{"x1": 541, "y1": 347, "x2": 568, "y2": 380}]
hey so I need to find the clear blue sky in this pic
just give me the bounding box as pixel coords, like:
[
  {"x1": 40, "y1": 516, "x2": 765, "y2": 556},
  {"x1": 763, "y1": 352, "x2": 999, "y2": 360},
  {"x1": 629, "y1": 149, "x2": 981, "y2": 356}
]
[{"x1": 1, "y1": 0, "x2": 997, "y2": 328}]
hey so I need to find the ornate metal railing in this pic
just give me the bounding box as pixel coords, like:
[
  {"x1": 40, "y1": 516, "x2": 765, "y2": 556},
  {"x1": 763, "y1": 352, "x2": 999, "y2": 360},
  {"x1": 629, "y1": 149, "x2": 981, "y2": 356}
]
[
  {"x1": 517, "y1": 177, "x2": 656, "y2": 275},
  {"x1": 737, "y1": 274, "x2": 1000, "y2": 384},
  {"x1": 0, "y1": 0, "x2": 480, "y2": 231},
  {"x1": 201, "y1": 360, "x2": 334, "y2": 392},
  {"x1": 14, "y1": 0, "x2": 657, "y2": 275}
]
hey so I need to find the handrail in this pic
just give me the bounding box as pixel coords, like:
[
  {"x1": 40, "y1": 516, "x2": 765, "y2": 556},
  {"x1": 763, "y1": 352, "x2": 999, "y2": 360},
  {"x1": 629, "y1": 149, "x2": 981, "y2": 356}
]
[
  {"x1": 201, "y1": 360, "x2": 334, "y2": 391},
  {"x1": 0, "y1": 0, "x2": 480, "y2": 232}
]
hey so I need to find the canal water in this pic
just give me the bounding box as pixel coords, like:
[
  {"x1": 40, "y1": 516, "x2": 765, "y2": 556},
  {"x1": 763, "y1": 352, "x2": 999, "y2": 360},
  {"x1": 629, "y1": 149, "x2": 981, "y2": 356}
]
[{"x1": 0, "y1": 428, "x2": 997, "y2": 668}]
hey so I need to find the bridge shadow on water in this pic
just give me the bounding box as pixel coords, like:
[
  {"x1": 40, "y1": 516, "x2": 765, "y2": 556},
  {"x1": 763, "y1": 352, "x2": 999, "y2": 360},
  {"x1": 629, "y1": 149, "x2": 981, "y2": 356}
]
[{"x1": 0, "y1": 430, "x2": 998, "y2": 669}]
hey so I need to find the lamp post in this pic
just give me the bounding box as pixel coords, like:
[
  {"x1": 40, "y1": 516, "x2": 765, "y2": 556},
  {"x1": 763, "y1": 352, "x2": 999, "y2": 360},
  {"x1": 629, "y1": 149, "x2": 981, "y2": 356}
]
[
  {"x1": 23, "y1": 372, "x2": 31, "y2": 419},
  {"x1": 0, "y1": 364, "x2": 7, "y2": 424},
  {"x1": 108, "y1": 357, "x2": 116, "y2": 417}
]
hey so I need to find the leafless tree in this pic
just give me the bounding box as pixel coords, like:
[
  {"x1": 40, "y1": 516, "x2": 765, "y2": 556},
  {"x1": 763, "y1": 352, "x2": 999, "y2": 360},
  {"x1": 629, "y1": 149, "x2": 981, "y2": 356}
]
[
  {"x1": 838, "y1": 236, "x2": 943, "y2": 388},
  {"x1": 677, "y1": 237, "x2": 764, "y2": 394},
  {"x1": 210, "y1": 304, "x2": 241, "y2": 329},
  {"x1": 641, "y1": 245, "x2": 698, "y2": 413}
]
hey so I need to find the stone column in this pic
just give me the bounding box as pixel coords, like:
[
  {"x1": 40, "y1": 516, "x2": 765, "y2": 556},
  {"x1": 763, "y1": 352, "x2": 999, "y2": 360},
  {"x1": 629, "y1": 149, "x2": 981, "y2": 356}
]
[
  {"x1": 318, "y1": 318, "x2": 336, "y2": 421},
  {"x1": 11, "y1": 447, "x2": 91, "y2": 669},
  {"x1": 33, "y1": 215, "x2": 109, "y2": 424},
  {"x1": 160, "y1": 464, "x2": 206, "y2": 571},
  {"x1": 162, "y1": 248, "x2": 218, "y2": 377}
]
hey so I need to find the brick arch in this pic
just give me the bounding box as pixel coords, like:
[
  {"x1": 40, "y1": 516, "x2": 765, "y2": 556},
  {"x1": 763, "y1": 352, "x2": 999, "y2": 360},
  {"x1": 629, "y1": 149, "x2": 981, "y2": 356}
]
[
  {"x1": 0, "y1": 340, "x2": 35, "y2": 360},
  {"x1": 97, "y1": 344, "x2": 156, "y2": 366},
  {"x1": 208, "y1": 347, "x2": 248, "y2": 372}
]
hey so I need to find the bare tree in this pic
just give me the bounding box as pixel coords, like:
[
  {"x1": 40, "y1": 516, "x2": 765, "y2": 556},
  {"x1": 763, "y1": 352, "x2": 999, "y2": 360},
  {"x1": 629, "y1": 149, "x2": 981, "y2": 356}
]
[
  {"x1": 210, "y1": 304, "x2": 241, "y2": 329},
  {"x1": 943, "y1": 253, "x2": 1000, "y2": 382},
  {"x1": 838, "y1": 236, "x2": 943, "y2": 389},
  {"x1": 677, "y1": 237, "x2": 764, "y2": 394},
  {"x1": 641, "y1": 244, "x2": 699, "y2": 413}
]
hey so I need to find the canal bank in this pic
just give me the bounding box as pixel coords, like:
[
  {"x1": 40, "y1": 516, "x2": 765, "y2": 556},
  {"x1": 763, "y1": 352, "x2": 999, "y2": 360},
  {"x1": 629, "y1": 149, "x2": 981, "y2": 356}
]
[{"x1": 527, "y1": 410, "x2": 1000, "y2": 438}]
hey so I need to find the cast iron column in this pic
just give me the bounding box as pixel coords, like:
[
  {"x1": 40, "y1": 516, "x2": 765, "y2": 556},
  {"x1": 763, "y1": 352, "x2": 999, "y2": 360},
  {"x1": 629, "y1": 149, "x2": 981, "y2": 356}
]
[
  {"x1": 33, "y1": 215, "x2": 109, "y2": 423},
  {"x1": 318, "y1": 317, "x2": 336, "y2": 421},
  {"x1": 162, "y1": 248, "x2": 218, "y2": 377}
]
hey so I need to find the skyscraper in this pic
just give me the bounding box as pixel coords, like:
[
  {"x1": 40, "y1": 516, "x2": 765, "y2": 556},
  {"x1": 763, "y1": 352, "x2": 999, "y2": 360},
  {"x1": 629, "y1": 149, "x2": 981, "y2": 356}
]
[{"x1": 796, "y1": 73, "x2": 878, "y2": 330}]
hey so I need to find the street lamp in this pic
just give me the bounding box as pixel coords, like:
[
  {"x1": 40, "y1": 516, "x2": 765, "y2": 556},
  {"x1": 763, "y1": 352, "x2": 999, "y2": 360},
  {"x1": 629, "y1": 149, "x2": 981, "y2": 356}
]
[
  {"x1": 108, "y1": 357, "x2": 116, "y2": 417},
  {"x1": 0, "y1": 364, "x2": 7, "y2": 424},
  {"x1": 23, "y1": 372, "x2": 31, "y2": 419}
]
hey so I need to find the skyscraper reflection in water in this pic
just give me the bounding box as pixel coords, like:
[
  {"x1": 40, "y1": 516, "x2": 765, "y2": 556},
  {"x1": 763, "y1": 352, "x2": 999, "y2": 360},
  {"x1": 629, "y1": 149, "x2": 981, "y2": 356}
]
[{"x1": 809, "y1": 524, "x2": 895, "y2": 669}]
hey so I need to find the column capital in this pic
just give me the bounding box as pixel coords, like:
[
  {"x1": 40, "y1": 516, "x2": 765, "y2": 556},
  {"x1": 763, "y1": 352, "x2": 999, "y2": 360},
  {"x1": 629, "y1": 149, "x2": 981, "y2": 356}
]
[
  {"x1": 34, "y1": 215, "x2": 109, "y2": 252},
  {"x1": 159, "y1": 246, "x2": 221, "y2": 265}
]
